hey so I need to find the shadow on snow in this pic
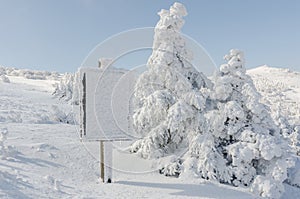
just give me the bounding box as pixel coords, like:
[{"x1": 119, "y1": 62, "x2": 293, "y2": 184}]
[{"x1": 117, "y1": 180, "x2": 255, "y2": 198}]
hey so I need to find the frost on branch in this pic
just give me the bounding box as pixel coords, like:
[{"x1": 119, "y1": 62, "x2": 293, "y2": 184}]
[{"x1": 130, "y1": 2, "x2": 211, "y2": 159}]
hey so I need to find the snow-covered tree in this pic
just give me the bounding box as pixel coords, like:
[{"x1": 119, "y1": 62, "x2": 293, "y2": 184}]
[
  {"x1": 129, "y1": 2, "x2": 294, "y2": 198},
  {"x1": 130, "y1": 2, "x2": 211, "y2": 158},
  {"x1": 184, "y1": 49, "x2": 294, "y2": 198},
  {"x1": 52, "y1": 73, "x2": 79, "y2": 105}
]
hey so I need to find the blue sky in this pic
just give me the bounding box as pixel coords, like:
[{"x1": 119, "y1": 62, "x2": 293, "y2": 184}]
[{"x1": 0, "y1": 0, "x2": 299, "y2": 72}]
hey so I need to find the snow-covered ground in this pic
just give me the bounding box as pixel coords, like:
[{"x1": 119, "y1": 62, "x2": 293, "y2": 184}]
[
  {"x1": 0, "y1": 66, "x2": 300, "y2": 198},
  {"x1": 247, "y1": 65, "x2": 300, "y2": 128}
]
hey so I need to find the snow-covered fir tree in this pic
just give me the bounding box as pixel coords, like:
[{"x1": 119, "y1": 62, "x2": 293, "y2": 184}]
[
  {"x1": 185, "y1": 49, "x2": 294, "y2": 198},
  {"x1": 130, "y1": 2, "x2": 211, "y2": 159}
]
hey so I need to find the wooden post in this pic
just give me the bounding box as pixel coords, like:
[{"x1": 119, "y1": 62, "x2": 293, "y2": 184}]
[
  {"x1": 100, "y1": 140, "x2": 105, "y2": 183},
  {"x1": 80, "y1": 73, "x2": 87, "y2": 138},
  {"x1": 100, "y1": 140, "x2": 112, "y2": 183}
]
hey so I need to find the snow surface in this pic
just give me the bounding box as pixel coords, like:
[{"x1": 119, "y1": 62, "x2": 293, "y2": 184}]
[
  {"x1": 247, "y1": 65, "x2": 300, "y2": 128},
  {"x1": 0, "y1": 66, "x2": 300, "y2": 198}
]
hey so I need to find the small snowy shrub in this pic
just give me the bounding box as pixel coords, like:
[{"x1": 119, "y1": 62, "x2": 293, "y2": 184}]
[
  {"x1": 52, "y1": 72, "x2": 79, "y2": 105},
  {"x1": 0, "y1": 128, "x2": 17, "y2": 159},
  {"x1": 50, "y1": 105, "x2": 76, "y2": 124},
  {"x1": 0, "y1": 74, "x2": 10, "y2": 83}
]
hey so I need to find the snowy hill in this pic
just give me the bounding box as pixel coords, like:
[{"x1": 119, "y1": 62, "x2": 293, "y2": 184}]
[
  {"x1": 247, "y1": 65, "x2": 300, "y2": 127},
  {"x1": 0, "y1": 66, "x2": 300, "y2": 198}
]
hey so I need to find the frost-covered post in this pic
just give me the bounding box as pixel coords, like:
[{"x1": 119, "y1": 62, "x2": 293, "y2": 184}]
[{"x1": 130, "y1": 2, "x2": 210, "y2": 159}]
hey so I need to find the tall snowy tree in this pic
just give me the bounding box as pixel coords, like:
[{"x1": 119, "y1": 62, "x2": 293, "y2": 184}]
[
  {"x1": 130, "y1": 2, "x2": 211, "y2": 159},
  {"x1": 184, "y1": 49, "x2": 294, "y2": 198}
]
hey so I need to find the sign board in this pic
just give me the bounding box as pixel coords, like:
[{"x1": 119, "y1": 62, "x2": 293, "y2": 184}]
[
  {"x1": 78, "y1": 66, "x2": 139, "y2": 183},
  {"x1": 79, "y1": 67, "x2": 137, "y2": 141}
]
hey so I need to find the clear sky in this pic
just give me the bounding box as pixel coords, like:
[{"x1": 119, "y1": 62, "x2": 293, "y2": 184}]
[{"x1": 0, "y1": 0, "x2": 299, "y2": 72}]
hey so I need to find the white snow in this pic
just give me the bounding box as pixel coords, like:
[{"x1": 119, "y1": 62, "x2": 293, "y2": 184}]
[
  {"x1": 0, "y1": 65, "x2": 300, "y2": 198},
  {"x1": 247, "y1": 65, "x2": 300, "y2": 128},
  {"x1": 0, "y1": 75, "x2": 251, "y2": 198},
  {"x1": 0, "y1": 68, "x2": 253, "y2": 198}
]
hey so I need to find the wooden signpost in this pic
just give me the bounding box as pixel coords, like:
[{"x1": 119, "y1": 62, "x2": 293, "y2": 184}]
[
  {"x1": 79, "y1": 67, "x2": 134, "y2": 183},
  {"x1": 100, "y1": 141, "x2": 112, "y2": 183}
]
